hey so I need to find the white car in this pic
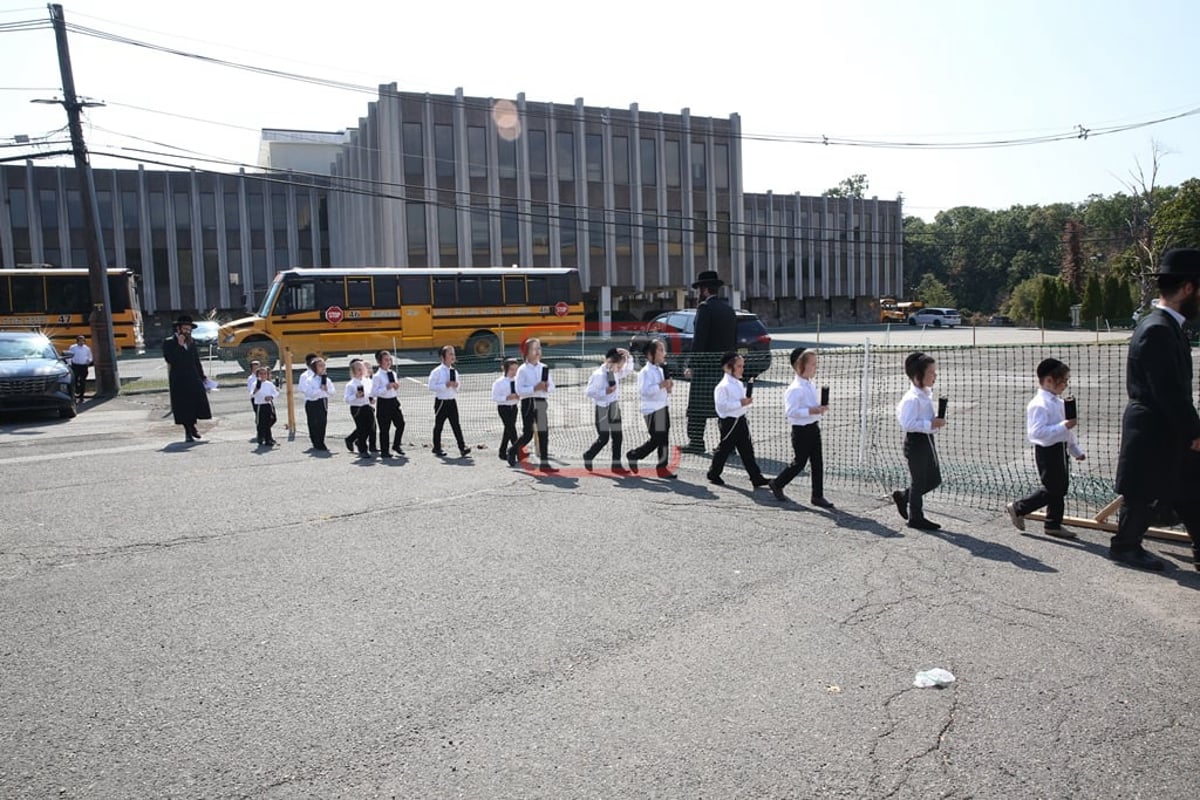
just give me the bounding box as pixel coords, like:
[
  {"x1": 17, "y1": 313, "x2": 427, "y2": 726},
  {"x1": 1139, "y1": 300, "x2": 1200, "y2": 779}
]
[{"x1": 909, "y1": 307, "x2": 961, "y2": 328}]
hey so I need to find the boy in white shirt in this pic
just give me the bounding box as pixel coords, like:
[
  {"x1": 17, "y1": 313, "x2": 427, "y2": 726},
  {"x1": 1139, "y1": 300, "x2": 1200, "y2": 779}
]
[
  {"x1": 626, "y1": 339, "x2": 675, "y2": 478},
  {"x1": 491, "y1": 359, "x2": 521, "y2": 462},
  {"x1": 371, "y1": 350, "x2": 406, "y2": 458},
  {"x1": 343, "y1": 358, "x2": 375, "y2": 458},
  {"x1": 894, "y1": 351, "x2": 946, "y2": 530},
  {"x1": 707, "y1": 352, "x2": 770, "y2": 489},
  {"x1": 298, "y1": 356, "x2": 335, "y2": 451},
  {"x1": 64, "y1": 335, "x2": 92, "y2": 402},
  {"x1": 250, "y1": 366, "x2": 279, "y2": 447},
  {"x1": 769, "y1": 348, "x2": 833, "y2": 507},
  {"x1": 244, "y1": 360, "x2": 261, "y2": 414},
  {"x1": 428, "y1": 345, "x2": 471, "y2": 458},
  {"x1": 582, "y1": 347, "x2": 634, "y2": 473},
  {"x1": 508, "y1": 338, "x2": 556, "y2": 471},
  {"x1": 1007, "y1": 358, "x2": 1086, "y2": 538}
]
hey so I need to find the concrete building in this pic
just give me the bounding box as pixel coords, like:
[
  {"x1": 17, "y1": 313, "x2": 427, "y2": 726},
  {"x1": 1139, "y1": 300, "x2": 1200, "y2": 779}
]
[{"x1": 0, "y1": 86, "x2": 903, "y2": 327}]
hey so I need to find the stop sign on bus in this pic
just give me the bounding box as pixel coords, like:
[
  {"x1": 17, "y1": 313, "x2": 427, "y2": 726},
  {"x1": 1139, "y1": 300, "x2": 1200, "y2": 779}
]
[
  {"x1": 325, "y1": 306, "x2": 344, "y2": 325},
  {"x1": 554, "y1": 301, "x2": 569, "y2": 317}
]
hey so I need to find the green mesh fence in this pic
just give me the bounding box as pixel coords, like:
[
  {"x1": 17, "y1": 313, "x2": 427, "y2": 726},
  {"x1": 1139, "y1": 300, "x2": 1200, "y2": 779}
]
[{"x1": 224, "y1": 340, "x2": 1131, "y2": 519}]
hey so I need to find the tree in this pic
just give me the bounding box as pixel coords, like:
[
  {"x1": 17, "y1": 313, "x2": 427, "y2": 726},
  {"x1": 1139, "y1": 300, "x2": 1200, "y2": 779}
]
[
  {"x1": 822, "y1": 173, "x2": 869, "y2": 199},
  {"x1": 913, "y1": 273, "x2": 956, "y2": 308},
  {"x1": 1003, "y1": 275, "x2": 1047, "y2": 324},
  {"x1": 1103, "y1": 275, "x2": 1134, "y2": 322},
  {"x1": 1151, "y1": 177, "x2": 1200, "y2": 251},
  {"x1": 1061, "y1": 219, "x2": 1085, "y2": 293},
  {"x1": 1080, "y1": 273, "x2": 1103, "y2": 326}
]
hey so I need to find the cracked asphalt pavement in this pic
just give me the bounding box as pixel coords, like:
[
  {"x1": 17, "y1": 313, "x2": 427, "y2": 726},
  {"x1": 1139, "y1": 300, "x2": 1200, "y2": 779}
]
[{"x1": 1, "y1": 389, "x2": 1197, "y2": 799}]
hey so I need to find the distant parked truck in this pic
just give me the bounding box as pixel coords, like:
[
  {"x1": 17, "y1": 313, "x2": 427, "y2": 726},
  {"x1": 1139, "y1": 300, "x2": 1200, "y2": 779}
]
[{"x1": 879, "y1": 298, "x2": 923, "y2": 323}]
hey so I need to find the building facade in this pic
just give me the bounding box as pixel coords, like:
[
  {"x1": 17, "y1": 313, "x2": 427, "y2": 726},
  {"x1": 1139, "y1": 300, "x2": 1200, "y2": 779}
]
[{"x1": 0, "y1": 87, "x2": 902, "y2": 327}]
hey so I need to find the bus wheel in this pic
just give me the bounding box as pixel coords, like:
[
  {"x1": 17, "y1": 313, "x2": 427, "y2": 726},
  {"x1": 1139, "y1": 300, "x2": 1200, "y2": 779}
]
[
  {"x1": 465, "y1": 332, "x2": 501, "y2": 359},
  {"x1": 239, "y1": 339, "x2": 279, "y2": 371}
]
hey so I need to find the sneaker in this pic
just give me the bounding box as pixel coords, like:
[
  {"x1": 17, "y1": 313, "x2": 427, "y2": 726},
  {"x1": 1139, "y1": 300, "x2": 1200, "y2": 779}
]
[
  {"x1": 1006, "y1": 502, "x2": 1025, "y2": 532},
  {"x1": 1043, "y1": 525, "x2": 1077, "y2": 540},
  {"x1": 891, "y1": 490, "x2": 909, "y2": 521}
]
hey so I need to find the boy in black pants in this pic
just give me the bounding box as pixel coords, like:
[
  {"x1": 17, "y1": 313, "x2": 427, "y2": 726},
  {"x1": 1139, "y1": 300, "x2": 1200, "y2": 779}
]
[{"x1": 1007, "y1": 358, "x2": 1086, "y2": 538}]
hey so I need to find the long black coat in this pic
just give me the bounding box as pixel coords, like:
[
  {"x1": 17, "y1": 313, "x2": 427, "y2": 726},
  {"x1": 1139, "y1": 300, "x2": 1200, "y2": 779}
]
[
  {"x1": 687, "y1": 295, "x2": 737, "y2": 419},
  {"x1": 163, "y1": 335, "x2": 212, "y2": 426},
  {"x1": 1114, "y1": 308, "x2": 1200, "y2": 501}
]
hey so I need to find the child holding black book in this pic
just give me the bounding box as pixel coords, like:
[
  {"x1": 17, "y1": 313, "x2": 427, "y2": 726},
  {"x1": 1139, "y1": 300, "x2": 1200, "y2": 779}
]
[{"x1": 894, "y1": 352, "x2": 946, "y2": 530}]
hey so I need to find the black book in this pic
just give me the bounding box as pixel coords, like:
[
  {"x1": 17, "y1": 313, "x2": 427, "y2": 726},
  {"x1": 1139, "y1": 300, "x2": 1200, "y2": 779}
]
[
  {"x1": 541, "y1": 366, "x2": 549, "y2": 383},
  {"x1": 509, "y1": 379, "x2": 516, "y2": 395},
  {"x1": 661, "y1": 362, "x2": 671, "y2": 381},
  {"x1": 744, "y1": 380, "x2": 755, "y2": 398},
  {"x1": 607, "y1": 370, "x2": 616, "y2": 387},
  {"x1": 449, "y1": 368, "x2": 457, "y2": 382},
  {"x1": 1064, "y1": 397, "x2": 1077, "y2": 421},
  {"x1": 387, "y1": 370, "x2": 395, "y2": 384},
  {"x1": 820, "y1": 386, "x2": 829, "y2": 406},
  {"x1": 937, "y1": 397, "x2": 949, "y2": 419}
]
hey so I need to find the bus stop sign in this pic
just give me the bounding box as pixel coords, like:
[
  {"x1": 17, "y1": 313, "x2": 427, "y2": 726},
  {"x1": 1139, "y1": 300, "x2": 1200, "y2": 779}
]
[
  {"x1": 325, "y1": 306, "x2": 344, "y2": 325},
  {"x1": 554, "y1": 301, "x2": 569, "y2": 317}
]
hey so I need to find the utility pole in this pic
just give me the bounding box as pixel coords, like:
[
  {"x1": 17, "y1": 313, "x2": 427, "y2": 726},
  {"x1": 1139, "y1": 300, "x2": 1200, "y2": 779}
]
[{"x1": 47, "y1": 3, "x2": 119, "y2": 395}]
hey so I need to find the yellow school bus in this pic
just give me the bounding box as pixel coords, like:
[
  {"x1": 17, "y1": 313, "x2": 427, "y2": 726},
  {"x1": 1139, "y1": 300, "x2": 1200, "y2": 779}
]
[
  {"x1": 0, "y1": 267, "x2": 145, "y2": 353},
  {"x1": 218, "y1": 267, "x2": 584, "y2": 368}
]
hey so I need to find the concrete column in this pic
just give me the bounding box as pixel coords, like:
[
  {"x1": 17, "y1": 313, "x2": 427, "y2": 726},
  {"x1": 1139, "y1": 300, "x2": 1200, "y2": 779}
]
[{"x1": 599, "y1": 284, "x2": 612, "y2": 336}]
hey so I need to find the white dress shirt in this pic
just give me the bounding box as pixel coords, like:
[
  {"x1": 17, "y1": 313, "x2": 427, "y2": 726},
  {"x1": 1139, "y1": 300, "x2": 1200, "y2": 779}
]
[
  {"x1": 251, "y1": 380, "x2": 279, "y2": 405},
  {"x1": 1027, "y1": 388, "x2": 1085, "y2": 457},
  {"x1": 299, "y1": 369, "x2": 335, "y2": 402},
  {"x1": 246, "y1": 373, "x2": 259, "y2": 393},
  {"x1": 371, "y1": 368, "x2": 400, "y2": 400},
  {"x1": 492, "y1": 375, "x2": 518, "y2": 406},
  {"x1": 896, "y1": 385, "x2": 938, "y2": 434},
  {"x1": 344, "y1": 377, "x2": 371, "y2": 407},
  {"x1": 784, "y1": 376, "x2": 820, "y2": 426},
  {"x1": 65, "y1": 343, "x2": 92, "y2": 364},
  {"x1": 585, "y1": 359, "x2": 633, "y2": 408},
  {"x1": 714, "y1": 373, "x2": 749, "y2": 419},
  {"x1": 637, "y1": 362, "x2": 670, "y2": 415},
  {"x1": 515, "y1": 360, "x2": 554, "y2": 399},
  {"x1": 428, "y1": 363, "x2": 459, "y2": 400}
]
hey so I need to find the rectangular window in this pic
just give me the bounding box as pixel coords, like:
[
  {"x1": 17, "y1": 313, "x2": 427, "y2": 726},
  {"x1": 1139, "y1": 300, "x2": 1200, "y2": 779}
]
[
  {"x1": 481, "y1": 276, "x2": 502, "y2": 305},
  {"x1": 589, "y1": 216, "x2": 605, "y2": 258},
  {"x1": 612, "y1": 135, "x2": 629, "y2": 184},
  {"x1": 497, "y1": 138, "x2": 516, "y2": 180},
  {"x1": 471, "y1": 206, "x2": 490, "y2": 261},
  {"x1": 615, "y1": 211, "x2": 632, "y2": 257},
  {"x1": 316, "y1": 277, "x2": 343, "y2": 308},
  {"x1": 667, "y1": 213, "x2": 683, "y2": 256},
  {"x1": 433, "y1": 276, "x2": 456, "y2": 307},
  {"x1": 458, "y1": 277, "x2": 481, "y2": 307},
  {"x1": 639, "y1": 138, "x2": 656, "y2": 186},
  {"x1": 271, "y1": 192, "x2": 288, "y2": 231},
  {"x1": 504, "y1": 275, "x2": 526, "y2": 305},
  {"x1": 200, "y1": 193, "x2": 216, "y2": 231},
  {"x1": 467, "y1": 126, "x2": 487, "y2": 178},
  {"x1": 12, "y1": 275, "x2": 44, "y2": 312},
  {"x1": 714, "y1": 143, "x2": 729, "y2": 189},
  {"x1": 8, "y1": 189, "x2": 29, "y2": 228},
  {"x1": 66, "y1": 190, "x2": 84, "y2": 228},
  {"x1": 500, "y1": 203, "x2": 519, "y2": 260},
  {"x1": 40, "y1": 189, "x2": 59, "y2": 229},
  {"x1": 403, "y1": 122, "x2": 424, "y2": 182},
  {"x1": 49, "y1": 276, "x2": 89, "y2": 313},
  {"x1": 437, "y1": 205, "x2": 457, "y2": 261},
  {"x1": 691, "y1": 141, "x2": 706, "y2": 188},
  {"x1": 400, "y1": 275, "x2": 431, "y2": 305},
  {"x1": 434, "y1": 124, "x2": 455, "y2": 179},
  {"x1": 97, "y1": 191, "x2": 114, "y2": 231},
  {"x1": 373, "y1": 276, "x2": 397, "y2": 308},
  {"x1": 121, "y1": 191, "x2": 138, "y2": 231},
  {"x1": 717, "y1": 211, "x2": 731, "y2": 258},
  {"x1": 223, "y1": 192, "x2": 239, "y2": 230},
  {"x1": 585, "y1": 134, "x2": 603, "y2": 182},
  {"x1": 529, "y1": 130, "x2": 547, "y2": 179},
  {"x1": 694, "y1": 215, "x2": 708, "y2": 257},
  {"x1": 531, "y1": 204, "x2": 549, "y2": 256},
  {"x1": 560, "y1": 205, "x2": 577, "y2": 262},
  {"x1": 556, "y1": 130, "x2": 575, "y2": 181},
  {"x1": 664, "y1": 139, "x2": 681, "y2": 188},
  {"x1": 347, "y1": 278, "x2": 372, "y2": 308},
  {"x1": 406, "y1": 204, "x2": 426, "y2": 263},
  {"x1": 247, "y1": 193, "x2": 264, "y2": 231},
  {"x1": 527, "y1": 276, "x2": 549, "y2": 305}
]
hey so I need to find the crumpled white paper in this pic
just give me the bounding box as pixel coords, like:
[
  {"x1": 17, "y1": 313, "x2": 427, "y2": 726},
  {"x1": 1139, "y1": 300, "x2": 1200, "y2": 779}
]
[{"x1": 913, "y1": 668, "x2": 956, "y2": 688}]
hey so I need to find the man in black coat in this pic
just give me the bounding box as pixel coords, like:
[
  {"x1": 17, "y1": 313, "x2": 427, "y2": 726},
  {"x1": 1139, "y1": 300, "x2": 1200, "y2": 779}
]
[
  {"x1": 1112, "y1": 248, "x2": 1200, "y2": 570},
  {"x1": 163, "y1": 315, "x2": 213, "y2": 443},
  {"x1": 684, "y1": 270, "x2": 737, "y2": 453}
]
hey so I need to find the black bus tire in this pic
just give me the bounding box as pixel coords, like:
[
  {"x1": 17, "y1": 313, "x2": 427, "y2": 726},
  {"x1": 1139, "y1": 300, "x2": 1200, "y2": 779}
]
[
  {"x1": 239, "y1": 339, "x2": 279, "y2": 372},
  {"x1": 464, "y1": 332, "x2": 501, "y2": 360}
]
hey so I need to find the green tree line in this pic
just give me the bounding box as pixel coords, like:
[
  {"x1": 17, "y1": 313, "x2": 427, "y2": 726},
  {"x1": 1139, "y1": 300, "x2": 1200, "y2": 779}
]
[{"x1": 901, "y1": 177, "x2": 1200, "y2": 325}]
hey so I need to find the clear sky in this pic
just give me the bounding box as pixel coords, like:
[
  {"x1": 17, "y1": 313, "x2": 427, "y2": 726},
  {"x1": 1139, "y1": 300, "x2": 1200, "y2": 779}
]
[{"x1": 3, "y1": 0, "x2": 1198, "y2": 220}]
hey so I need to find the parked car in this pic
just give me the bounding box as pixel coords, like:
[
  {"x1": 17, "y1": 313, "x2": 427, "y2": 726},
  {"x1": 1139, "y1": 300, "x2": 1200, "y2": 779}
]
[
  {"x1": 909, "y1": 307, "x2": 962, "y2": 328},
  {"x1": 0, "y1": 331, "x2": 77, "y2": 418},
  {"x1": 629, "y1": 309, "x2": 773, "y2": 379},
  {"x1": 989, "y1": 314, "x2": 1014, "y2": 327}
]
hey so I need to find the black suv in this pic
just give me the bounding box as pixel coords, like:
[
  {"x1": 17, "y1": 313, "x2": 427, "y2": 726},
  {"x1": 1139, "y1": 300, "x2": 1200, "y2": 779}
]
[
  {"x1": 0, "y1": 331, "x2": 77, "y2": 418},
  {"x1": 630, "y1": 309, "x2": 773, "y2": 379}
]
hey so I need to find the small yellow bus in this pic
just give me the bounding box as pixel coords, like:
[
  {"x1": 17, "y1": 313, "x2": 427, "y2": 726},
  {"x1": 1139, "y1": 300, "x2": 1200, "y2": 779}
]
[
  {"x1": 0, "y1": 267, "x2": 145, "y2": 353},
  {"x1": 218, "y1": 267, "x2": 585, "y2": 368}
]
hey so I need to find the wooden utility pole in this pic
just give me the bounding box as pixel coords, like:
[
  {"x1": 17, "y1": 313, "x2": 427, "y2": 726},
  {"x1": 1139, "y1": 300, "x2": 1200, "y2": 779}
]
[{"x1": 48, "y1": 3, "x2": 119, "y2": 395}]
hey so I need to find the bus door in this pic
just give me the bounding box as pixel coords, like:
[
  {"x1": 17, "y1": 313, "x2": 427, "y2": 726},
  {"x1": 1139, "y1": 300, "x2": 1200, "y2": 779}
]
[{"x1": 398, "y1": 275, "x2": 432, "y2": 348}]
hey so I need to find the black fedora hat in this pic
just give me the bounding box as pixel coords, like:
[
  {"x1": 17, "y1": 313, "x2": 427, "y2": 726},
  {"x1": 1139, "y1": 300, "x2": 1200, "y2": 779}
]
[
  {"x1": 692, "y1": 270, "x2": 725, "y2": 289},
  {"x1": 1156, "y1": 248, "x2": 1200, "y2": 276},
  {"x1": 173, "y1": 314, "x2": 195, "y2": 327}
]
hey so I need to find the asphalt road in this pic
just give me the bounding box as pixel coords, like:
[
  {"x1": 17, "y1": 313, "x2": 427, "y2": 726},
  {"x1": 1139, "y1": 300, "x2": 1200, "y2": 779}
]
[{"x1": 0, "y1": 381, "x2": 1197, "y2": 799}]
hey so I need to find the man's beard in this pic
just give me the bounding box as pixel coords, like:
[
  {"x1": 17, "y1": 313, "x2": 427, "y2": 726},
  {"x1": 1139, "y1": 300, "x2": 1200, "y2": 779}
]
[{"x1": 1181, "y1": 293, "x2": 1200, "y2": 320}]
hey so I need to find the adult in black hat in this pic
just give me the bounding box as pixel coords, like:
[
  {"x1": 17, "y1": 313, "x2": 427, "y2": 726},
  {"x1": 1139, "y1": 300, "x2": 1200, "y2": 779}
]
[
  {"x1": 1112, "y1": 248, "x2": 1200, "y2": 570},
  {"x1": 683, "y1": 270, "x2": 737, "y2": 453},
  {"x1": 162, "y1": 314, "x2": 212, "y2": 443}
]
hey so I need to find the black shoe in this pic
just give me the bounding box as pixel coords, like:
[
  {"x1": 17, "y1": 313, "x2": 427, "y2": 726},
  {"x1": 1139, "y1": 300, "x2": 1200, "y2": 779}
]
[
  {"x1": 1109, "y1": 547, "x2": 1165, "y2": 571},
  {"x1": 432, "y1": 448, "x2": 448, "y2": 457},
  {"x1": 358, "y1": 450, "x2": 371, "y2": 458},
  {"x1": 1006, "y1": 502, "x2": 1025, "y2": 532},
  {"x1": 625, "y1": 451, "x2": 638, "y2": 473},
  {"x1": 345, "y1": 437, "x2": 355, "y2": 453},
  {"x1": 313, "y1": 445, "x2": 330, "y2": 452},
  {"x1": 707, "y1": 472, "x2": 725, "y2": 486},
  {"x1": 583, "y1": 455, "x2": 594, "y2": 472},
  {"x1": 611, "y1": 465, "x2": 630, "y2": 475},
  {"x1": 507, "y1": 448, "x2": 518, "y2": 467},
  {"x1": 185, "y1": 433, "x2": 195, "y2": 443},
  {"x1": 907, "y1": 516, "x2": 940, "y2": 531},
  {"x1": 768, "y1": 479, "x2": 787, "y2": 502},
  {"x1": 539, "y1": 462, "x2": 559, "y2": 473},
  {"x1": 190, "y1": 427, "x2": 203, "y2": 440},
  {"x1": 459, "y1": 447, "x2": 472, "y2": 458},
  {"x1": 656, "y1": 468, "x2": 677, "y2": 480},
  {"x1": 498, "y1": 450, "x2": 509, "y2": 462},
  {"x1": 752, "y1": 477, "x2": 771, "y2": 489},
  {"x1": 381, "y1": 451, "x2": 391, "y2": 459},
  {"x1": 1043, "y1": 524, "x2": 1077, "y2": 540},
  {"x1": 369, "y1": 447, "x2": 379, "y2": 454},
  {"x1": 395, "y1": 447, "x2": 405, "y2": 456},
  {"x1": 892, "y1": 490, "x2": 909, "y2": 521},
  {"x1": 811, "y1": 497, "x2": 836, "y2": 510},
  {"x1": 266, "y1": 440, "x2": 279, "y2": 447}
]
